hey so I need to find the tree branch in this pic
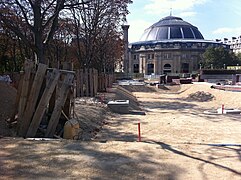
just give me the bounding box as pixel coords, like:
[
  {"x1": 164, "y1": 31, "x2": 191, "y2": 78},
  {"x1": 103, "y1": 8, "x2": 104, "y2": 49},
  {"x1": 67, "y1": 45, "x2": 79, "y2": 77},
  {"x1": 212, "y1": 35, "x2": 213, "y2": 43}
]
[
  {"x1": 43, "y1": 0, "x2": 65, "y2": 44},
  {"x1": 41, "y1": 0, "x2": 56, "y2": 23},
  {"x1": 0, "y1": 14, "x2": 33, "y2": 51},
  {"x1": 14, "y1": 0, "x2": 34, "y2": 30}
]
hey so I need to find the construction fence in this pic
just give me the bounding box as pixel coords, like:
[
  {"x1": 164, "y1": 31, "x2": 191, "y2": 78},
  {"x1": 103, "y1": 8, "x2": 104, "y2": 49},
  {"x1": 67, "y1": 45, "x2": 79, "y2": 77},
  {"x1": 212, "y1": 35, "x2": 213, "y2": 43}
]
[{"x1": 11, "y1": 62, "x2": 115, "y2": 138}]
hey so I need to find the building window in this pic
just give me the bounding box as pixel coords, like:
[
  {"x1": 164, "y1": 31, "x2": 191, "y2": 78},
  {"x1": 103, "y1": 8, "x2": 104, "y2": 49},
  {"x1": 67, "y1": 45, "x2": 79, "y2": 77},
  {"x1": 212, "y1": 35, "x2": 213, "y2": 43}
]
[
  {"x1": 147, "y1": 64, "x2": 154, "y2": 75},
  {"x1": 133, "y1": 55, "x2": 139, "y2": 60},
  {"x1": 152, "y1": 54, "x2": 154, "y2": 59},
  {"x1": 181, "y1": 63, "x2": 189, "y2": 73},
  {"x1": 163, "y1": 64, "x2": 171, "y2": 74},
  {"x1": 182, "y1": 54, "x2": 186, "y2": 58},
  {"x1": 163, "y1": 53, "x2": 171, "y2": 59},
  {"x1": 147, "y1": 54, "x2": 151, "y2": 59},
  {"x1": 133, "y1": 64, "x2": 139, "y2": 73}
]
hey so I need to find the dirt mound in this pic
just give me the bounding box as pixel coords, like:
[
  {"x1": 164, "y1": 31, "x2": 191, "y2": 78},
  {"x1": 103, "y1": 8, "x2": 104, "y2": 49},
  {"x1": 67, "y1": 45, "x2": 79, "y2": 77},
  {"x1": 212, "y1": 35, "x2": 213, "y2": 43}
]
[
  {"x1": 74, "y1": 97, "x2": 110, "y2": 140},
  {"x1": 187, "y1": 91, "x2": 215, "y2": 102},
  {"x1": 121, "y1": 85, "x2": 157, "y2": 92},
  {"x1": 178, "y1": 83, "x2": 241, "y2": 108},
  {"x1": 0, "y1": 82, "x2": 17, "y2": 137}
]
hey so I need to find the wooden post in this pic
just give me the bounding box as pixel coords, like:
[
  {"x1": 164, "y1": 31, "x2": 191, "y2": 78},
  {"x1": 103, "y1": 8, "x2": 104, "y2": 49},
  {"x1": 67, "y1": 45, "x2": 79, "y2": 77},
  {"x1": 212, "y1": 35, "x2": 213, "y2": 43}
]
[
  {"x1": 76, "y1": 69, "x2": 80, "y2": 97},
  {"x1": 26, "y1": 69, "x2": 60, "y2": 137},
  {"x1": 89, "y1": 68, "x2": 94, "y2": 97},
  {"x1": 104, "y1": 74, "x2": 107, "y2": 91},
  {"x1": 18, "y1": 64, "x2": 47, "y2": 137},
  {"x1": 99, "y1": 74, "x2": 102, "y2": 92},
  {"x1": 98, "y1": 75, "x2": 100, "y2": 92},
  {"x1": 100, "y1": 74, "x2": 103, "y2": 92},
  {"x1": 94, "y1": 69, "x2": 98, "y2": 95},
  {"x1": 80, "y1": 69, "x2": 84, "y2": 97},
  {"x1": 45, "y1": 73, "x2": 74, "y2": 137},
  {"x1": 85, "y1": 68, "x2": 89, "y2": 97}
]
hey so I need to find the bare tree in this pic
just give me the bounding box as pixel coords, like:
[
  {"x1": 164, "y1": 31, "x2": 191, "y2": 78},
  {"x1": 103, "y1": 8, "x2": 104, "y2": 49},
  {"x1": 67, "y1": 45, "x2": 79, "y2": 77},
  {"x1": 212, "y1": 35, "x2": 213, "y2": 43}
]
[
  {"x1": 71, "y1": 0, "x2": 132, "y2": 72},
  {"x1": 0, "y1": 0, "x2": 89, "y2": 64}
]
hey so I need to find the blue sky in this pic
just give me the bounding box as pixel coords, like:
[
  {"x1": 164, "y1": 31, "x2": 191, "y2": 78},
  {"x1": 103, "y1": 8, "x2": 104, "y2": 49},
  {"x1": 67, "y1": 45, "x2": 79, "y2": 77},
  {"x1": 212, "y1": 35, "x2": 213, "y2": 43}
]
[{"x1": 127, "y1": 0, "x2": 241, "y2": 43}]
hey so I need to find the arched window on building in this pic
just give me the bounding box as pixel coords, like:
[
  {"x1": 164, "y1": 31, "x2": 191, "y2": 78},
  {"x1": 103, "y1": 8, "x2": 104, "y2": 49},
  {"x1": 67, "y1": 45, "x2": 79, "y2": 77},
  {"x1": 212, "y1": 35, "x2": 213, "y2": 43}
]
[{"x1": 163, "y1": 64, "x2": 171, "y2": 74}]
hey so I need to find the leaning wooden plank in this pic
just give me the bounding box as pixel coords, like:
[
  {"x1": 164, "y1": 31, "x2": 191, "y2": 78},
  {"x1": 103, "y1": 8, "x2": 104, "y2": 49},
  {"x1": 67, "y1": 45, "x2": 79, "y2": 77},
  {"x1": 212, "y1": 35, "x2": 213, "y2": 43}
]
[
  {"x1": 17, "y1": 61, "x2": 34, "y2": 134},
  {"x1": 18, "y1": 64, "x2": 47, "y2": 137},
  {"x1": 62, "y1": 65, "x2": 73, "y2": 118},
  {"x1": 45, "y1": 73, "x2": 74, "y2": 137},
  {"x1": 26, "y1": 69, "x2": 60, "y2": 137},
  {"x1": 10, "y1": 71, "x2": 24, "y2": 123}
]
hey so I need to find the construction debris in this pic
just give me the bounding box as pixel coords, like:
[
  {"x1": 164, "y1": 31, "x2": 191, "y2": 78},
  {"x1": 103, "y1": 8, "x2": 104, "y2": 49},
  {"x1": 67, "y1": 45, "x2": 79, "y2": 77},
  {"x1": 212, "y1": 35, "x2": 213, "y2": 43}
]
[
  {"x1": 12, "y1": 61, "x2": 75, "y2": 138},
  {"x1": 187, "y1": 91, "x2": 215, "y2": 102}
]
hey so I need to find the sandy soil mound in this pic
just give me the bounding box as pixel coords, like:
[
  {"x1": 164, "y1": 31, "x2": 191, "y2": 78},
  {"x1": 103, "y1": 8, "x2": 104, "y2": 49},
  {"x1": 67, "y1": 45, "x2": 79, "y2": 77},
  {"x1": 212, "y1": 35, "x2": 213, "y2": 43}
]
[
  {"x1": 74, "y1": 97, "x2": 111, "y2": 140},
  {"x1": 121, "y1": 84, "x2": 181, "y2": 93},
  {"x1": 187, "y1": 91, "x2": 215, "y2": 102},
  {"x1": 121, "y1": 85, "x2": 157, "y2": 92},
  {"x1": 179, "y1": 83, "x2": 241, "y2": 108},
  {"x1": 0, "y1": 82, "x2": 17, "y2": 137}
]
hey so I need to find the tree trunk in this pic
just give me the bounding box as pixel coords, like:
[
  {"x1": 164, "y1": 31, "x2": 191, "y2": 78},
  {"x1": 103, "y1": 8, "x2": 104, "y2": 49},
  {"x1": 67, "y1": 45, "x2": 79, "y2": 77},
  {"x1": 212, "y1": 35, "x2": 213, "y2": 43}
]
[{"x1": 33, "y1": 1, "x2": 46, "y2": 64}]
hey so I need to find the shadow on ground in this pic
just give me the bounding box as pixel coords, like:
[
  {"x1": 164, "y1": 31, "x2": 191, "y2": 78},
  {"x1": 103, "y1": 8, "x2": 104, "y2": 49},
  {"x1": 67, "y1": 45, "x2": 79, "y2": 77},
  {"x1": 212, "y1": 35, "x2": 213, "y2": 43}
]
[
  {"x1": 0, "y1": 139, "x2": 183, "y2": 179},
  {"x1": 144, "y1": 140, "x2": 241, "y2": 177}
]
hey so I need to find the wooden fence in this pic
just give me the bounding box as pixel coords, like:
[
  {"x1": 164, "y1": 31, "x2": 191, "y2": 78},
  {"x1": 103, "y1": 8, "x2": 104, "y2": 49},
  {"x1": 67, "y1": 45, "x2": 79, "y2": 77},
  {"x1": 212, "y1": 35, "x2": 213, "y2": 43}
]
[
  {"x1": 76, "y1": 68, "x2": 115, "y2": 97},
  {"x1": 14, "y1": 61, "x2": 74, "y2": 138},
  {"x1": 12, "y1": 64, "x2": 115, "y2": 138}
]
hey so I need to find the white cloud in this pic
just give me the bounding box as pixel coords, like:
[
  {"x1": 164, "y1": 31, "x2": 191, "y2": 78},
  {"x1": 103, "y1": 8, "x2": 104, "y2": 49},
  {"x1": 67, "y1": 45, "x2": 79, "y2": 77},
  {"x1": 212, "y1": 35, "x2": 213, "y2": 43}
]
[
  {"x1": 177, "y1": 11, "x2": 196, "y2": 17},
  {"x1": 144, "y1": 0, "x2": 208, "y2": 15},
  {"x1": 128, "y1": 20, "x2": 152, "y2": 43},
  {"x1": 212, "y1": 27, "x2": 241, "y2": 35}
]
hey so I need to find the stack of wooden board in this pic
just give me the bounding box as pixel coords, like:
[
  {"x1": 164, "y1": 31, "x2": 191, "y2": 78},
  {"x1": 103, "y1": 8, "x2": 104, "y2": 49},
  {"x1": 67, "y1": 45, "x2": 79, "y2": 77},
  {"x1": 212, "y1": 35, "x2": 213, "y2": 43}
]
[{"x1": 14, "y1": 61, "x2": 75, "y2": 138}]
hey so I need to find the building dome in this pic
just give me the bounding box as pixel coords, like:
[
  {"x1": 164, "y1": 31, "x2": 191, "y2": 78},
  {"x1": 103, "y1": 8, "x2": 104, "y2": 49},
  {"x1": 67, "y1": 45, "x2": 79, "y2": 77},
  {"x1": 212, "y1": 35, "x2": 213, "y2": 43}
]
[{"x1": 140, "y1": 16, "x2": 204, "y2": 41}]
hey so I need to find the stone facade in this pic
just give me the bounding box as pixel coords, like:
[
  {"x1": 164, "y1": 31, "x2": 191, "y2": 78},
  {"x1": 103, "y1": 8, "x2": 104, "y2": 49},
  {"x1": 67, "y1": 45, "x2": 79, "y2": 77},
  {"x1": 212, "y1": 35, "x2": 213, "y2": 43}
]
[
  {"x1": 129, "y1": 41, "x2": 227, "y2": 75},
  {"x1": 126, "y1": 16, "x2": 229, "y2": 75}
]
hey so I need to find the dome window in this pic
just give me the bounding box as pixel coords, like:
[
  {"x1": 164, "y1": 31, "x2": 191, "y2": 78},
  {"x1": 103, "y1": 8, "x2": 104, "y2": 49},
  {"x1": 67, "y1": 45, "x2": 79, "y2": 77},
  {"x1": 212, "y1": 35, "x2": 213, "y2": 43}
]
[{"x1": 170, "y1": 27, "x2": 182, "y2": 39}]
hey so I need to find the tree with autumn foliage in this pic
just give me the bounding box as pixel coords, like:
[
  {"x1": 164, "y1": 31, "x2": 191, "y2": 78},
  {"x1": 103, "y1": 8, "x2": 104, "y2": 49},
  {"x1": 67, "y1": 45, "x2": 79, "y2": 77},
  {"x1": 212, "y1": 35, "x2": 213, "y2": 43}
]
[
  {"x1": 0, "y1": 0, "x2": 132, "y2": 73},
  {"x1": 71, "y1": 0, "x2": 132, "y2": 72},
  {"x1": 0, "y1": 0, "x2": 90, "y2": 64}
]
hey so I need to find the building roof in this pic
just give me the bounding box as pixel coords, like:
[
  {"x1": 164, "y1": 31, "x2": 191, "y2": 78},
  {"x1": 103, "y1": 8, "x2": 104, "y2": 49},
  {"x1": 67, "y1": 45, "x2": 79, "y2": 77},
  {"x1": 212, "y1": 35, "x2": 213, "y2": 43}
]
[{"x1": 139, "y1": 16, "x2": 204, "y2": 41}]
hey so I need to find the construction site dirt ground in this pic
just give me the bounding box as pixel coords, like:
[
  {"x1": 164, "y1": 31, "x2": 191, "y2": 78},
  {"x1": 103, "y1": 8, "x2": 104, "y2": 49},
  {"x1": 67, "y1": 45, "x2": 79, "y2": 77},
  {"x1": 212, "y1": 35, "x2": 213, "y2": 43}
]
[{"x1": 1, "y1": 82, "x2": 241, "y2": 179}]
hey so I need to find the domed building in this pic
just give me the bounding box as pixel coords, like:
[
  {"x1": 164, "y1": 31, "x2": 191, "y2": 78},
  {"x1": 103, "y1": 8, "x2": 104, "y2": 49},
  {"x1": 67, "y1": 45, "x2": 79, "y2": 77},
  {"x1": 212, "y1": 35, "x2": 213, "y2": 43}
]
[{"x1": 123, "y1": 16, "x2": 229, "y2": 76}]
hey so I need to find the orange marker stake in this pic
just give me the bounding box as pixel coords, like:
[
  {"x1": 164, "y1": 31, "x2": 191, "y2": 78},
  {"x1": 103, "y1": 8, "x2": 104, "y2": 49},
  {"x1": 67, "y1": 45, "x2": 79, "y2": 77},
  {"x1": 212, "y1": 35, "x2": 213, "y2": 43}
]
[
  {"x1": 138, "y1": 122, "x2": 141, "y2": 142},
  {"x1": 222, "y1": 104, "x2": 224, "y2": 114}
]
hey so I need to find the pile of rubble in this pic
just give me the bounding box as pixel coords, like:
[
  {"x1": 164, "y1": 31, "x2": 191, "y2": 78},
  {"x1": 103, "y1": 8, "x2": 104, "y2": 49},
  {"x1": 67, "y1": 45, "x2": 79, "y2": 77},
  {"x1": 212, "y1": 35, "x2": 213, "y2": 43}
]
[{"x1": 187, "y1": 91, "x2": 215, "y2": 102}]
